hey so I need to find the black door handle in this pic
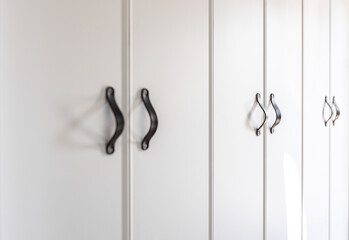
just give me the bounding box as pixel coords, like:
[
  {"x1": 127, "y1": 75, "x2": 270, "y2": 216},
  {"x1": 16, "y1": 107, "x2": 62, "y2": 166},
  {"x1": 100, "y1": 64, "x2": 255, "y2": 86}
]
[
  {"x1": 332, "y1": 96, "x2": 340, "y2": 126},
  {"x1": 269, "y1": 93, "x2": 281, "y2": 134},
  {"x1": 256, "y1": 93, "x2": 267, "y2": 136},
  {"x1": 141, "y1": 88, "x2": 158, "y2": 150},
  {"x1": 324, "y1": 96, "x2": 334, "y2": 127},
  {"x1": 106, "y1": 87, "x2": 125, "y2": 155}
]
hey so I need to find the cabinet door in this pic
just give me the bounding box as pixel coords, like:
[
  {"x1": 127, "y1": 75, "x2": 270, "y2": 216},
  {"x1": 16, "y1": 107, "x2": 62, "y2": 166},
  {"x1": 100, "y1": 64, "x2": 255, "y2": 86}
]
[
  {"x1": 266, "y1": 0, "x2": 302, "y2": 239},
  {"x1": 0, "y1": 0, "x2": 126, "y2": 240},
  {"x1": 130, "y1": 0, "x2": 209, "y2": 239},
  {"x1": 330, "y1": 0, "x2": 349, "y2": 238},
  {"x1": 214, "y1": 0, "x2": 264, "y2": 239},
  {"x1": 303, "y1": 0, "x2": 330, "y2": 239}
]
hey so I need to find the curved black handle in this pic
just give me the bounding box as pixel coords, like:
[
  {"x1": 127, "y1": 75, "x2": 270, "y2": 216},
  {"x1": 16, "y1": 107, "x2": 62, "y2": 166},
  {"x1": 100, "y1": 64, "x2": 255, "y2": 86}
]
[
  {"x1": 141, "y1": 88, "x2": 158, "y2": 150},
  {"x1": 270, "y1": 93, "x2": 281, "y2": 134},
  {"x1": 332, "y1": 96, "x2": 340, "y2": 126},
  {"x1": 256, "y1": 93, "x2": 267, "y2": 136},
  {"x1": 324, "y1": 96, "x2": 334, "y2": 127},
  {"x1": 106, "y1": 87, "x2": 125, "y2": 155}
]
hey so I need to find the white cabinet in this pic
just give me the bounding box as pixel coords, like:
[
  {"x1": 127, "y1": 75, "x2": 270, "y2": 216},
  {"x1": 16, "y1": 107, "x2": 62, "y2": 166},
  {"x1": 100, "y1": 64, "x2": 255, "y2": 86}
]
[
  {"x1": 0, "y1": 0, "x2": 348, "y2": 240},
  {"x1": 266, "y1": 0, "x2": 302, "y2": 239},
  {"x1": 330, "y1": 0, "x2": 349, "y2": 238},
  {"x1": 214, "y1": 0, "x2": 348, "y2": 239},
  {"x1": 303, "y1": 0, "x2": 330, "y2": 239},
  {"x1": 0, "y1": 0, "x2": 126, "y2": 239},
  {"x1": 0, "y1": 0, "x2": 210, "y2": 240},
  {"x1": 213, "y1": 0, "x2": 264, "y2": 239},
  {"x1": 214, "y1": 0, "x2": 302, "y2": 239},
  {"x1": 303, "y1": 0, "x2": 349, "y2": 239},
  {"x1": 130, "y1": 0, "x2": 209, "y2": 239}
]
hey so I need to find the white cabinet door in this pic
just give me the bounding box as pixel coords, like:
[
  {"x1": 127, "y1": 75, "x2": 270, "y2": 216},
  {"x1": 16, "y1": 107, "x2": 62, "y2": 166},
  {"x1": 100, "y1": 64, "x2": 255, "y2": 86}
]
[
  {"x1": 0, "y1": 0, "x2": 126, "y2": 239},
  {"x1": 303, "y1": 0, "x2": 330, "y2": 239},
  {"x1": 330, "y1": 0, "x2": 349, "y2": 238},
  {"x1": 214, "y1": 0, "x2": 264, "y2": 239},
  {"x1": 266, "y1": 0, "x2": 302, "y2": 239},
  {"x1": 130, "y1": 0, "x2": 209, "y2": 239}
]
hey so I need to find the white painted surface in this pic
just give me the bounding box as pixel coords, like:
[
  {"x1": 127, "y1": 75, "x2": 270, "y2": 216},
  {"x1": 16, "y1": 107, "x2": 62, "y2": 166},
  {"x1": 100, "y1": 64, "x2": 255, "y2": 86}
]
[
  {"x1": 213, "y1": 0, "x2": 264, "y2": 239},
  {"x1": 0, "y1": 1, "x2": 348, "y2": 240},
  {"x1": 303, "y1": 0, "x2": 330, "y2": 239},
  {"x1": 330, "y1": 0, "x2": 349, "y2": 238},
  {"x1": 130, "y1": 0, "x2": 209, "y2": 239},
  {"x1": 0, "y1": 0, "x2": 126, "y2": 239},
  {"x1": 265, "y1": 0, "x2": 302, "y2": 239}
]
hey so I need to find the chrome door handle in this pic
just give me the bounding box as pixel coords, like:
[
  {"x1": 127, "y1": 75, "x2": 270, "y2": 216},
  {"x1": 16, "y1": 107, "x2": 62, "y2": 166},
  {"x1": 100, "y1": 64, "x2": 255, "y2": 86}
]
[
  {"x1": 324, "y1": 96, "x2": 334, "y2": 127},
  {"x1": 106, "y1": 87, "x2": 125, "y2": 155},
  {"x1": 141, "y1": 88, "x2": 158, "y2": 150},
  {"x1": 256, "y1": 93, "x2": 267, "y2": 136},
  {"x1": 269, "y1": 93, "x2": 281, "y2": 134},
  {"x1": 332, "y1": 96, "x2": 340, "y2": 126}
]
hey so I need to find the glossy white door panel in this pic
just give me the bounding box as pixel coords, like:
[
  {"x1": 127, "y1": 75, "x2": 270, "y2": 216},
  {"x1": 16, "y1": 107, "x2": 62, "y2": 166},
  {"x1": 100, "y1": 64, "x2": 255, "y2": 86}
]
[
  {"x1": 303, "y1": 0, "x2": 330, "y2": 239},
  {"x1": 330, "y1": 0, "x2": 349, "y2": 238},
  {"x1": 266, "y1": 0, "x2": 302, "y2": 239},
  {"x1": 130, "y1": 0, "x2": 209, "y2": 239},
  {"x1": 0, "y1": 0, "x2": 126, "y2": 240},
  {"x1": 213, "y1": 0, "x2": 264, "y2": 239}
]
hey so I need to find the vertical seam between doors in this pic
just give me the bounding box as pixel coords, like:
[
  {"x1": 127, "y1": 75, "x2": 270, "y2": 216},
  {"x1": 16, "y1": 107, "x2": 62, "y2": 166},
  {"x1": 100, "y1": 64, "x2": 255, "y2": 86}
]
[
  {"x1": 128, "y1": 0, "x2": 133, "y2": 239},
  {"x1": 301, "y1": 0, "x2": 304, "y2": 239},
  {"x1": 263, "y1": 0, "x2": 267, "y2": 239},
  {"x1": 328, "y1": 0, "x2": 332, "y2": 239},
  {"x1": 0, "y1": 0, "x2": 2, "y2": 237},
  {"x1": 122, "y1": 0, "x2": 131, "y2": 239},
  {"x1": 209, "y1": 0, "x2": 214, "y2": 239}
]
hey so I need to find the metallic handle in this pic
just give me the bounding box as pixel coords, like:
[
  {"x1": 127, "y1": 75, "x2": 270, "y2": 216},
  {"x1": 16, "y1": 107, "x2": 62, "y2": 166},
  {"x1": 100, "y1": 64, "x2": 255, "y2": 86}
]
[
  {"x1": 269, "y1": 93, "x2": 281, "y2": 134},
  {"x1": 106, "y1": 87, "x2": 125, "y2": 155},
  {"x1": 324, "y1": 96, "x2": 334, "y2": 127},
  {"x1": 141, "y1": 88, "x2": 158, "y2": 150},
  {"x1": 256, "y1": 93, "x2": 267, "y2": 136},
  {"x1": 332, "y1": 96, "x2": 340, "y2": 126}
]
